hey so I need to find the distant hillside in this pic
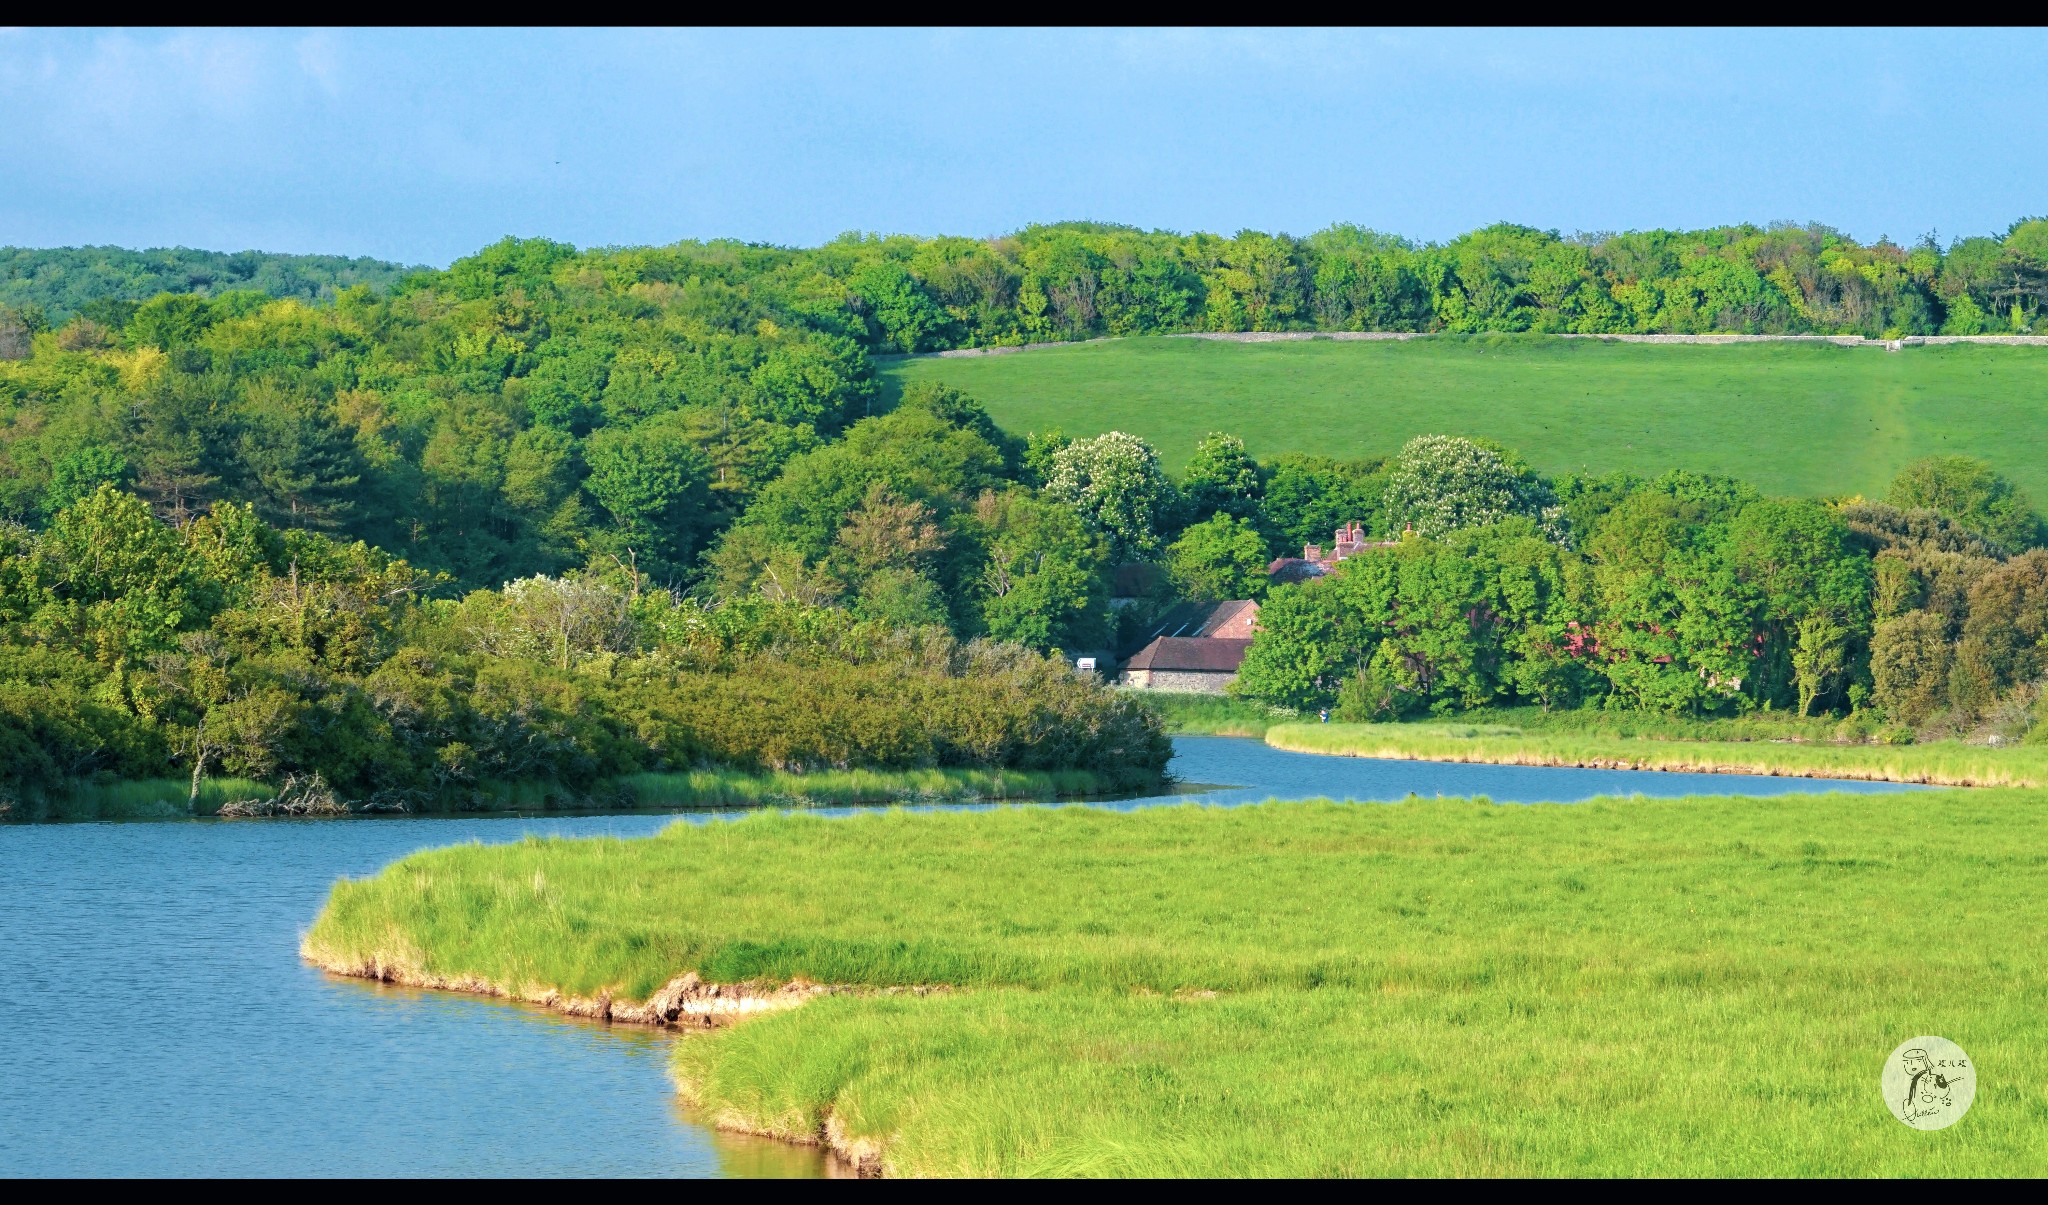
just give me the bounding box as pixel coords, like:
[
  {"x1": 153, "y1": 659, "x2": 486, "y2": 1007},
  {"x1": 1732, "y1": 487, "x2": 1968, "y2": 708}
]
[
  {"x1": 0, "y1": 245, "x2": 421, "y2": 321},
  {"x1": 883, "y1": 335, "x2": 2048, "y2": 503},
  {"x1": 4, "y1": 225, "x2": 2048, "y2": 593}
]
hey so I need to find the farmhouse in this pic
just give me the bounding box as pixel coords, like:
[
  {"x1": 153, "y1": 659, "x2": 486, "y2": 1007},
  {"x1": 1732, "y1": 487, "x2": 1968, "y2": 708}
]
[
  {"x1": 1268, "y1": 520, "x2": 1393, "y2": 584},
  {"x1": 1117, "y1": 599, "x2": 1260, "y2": 693}
]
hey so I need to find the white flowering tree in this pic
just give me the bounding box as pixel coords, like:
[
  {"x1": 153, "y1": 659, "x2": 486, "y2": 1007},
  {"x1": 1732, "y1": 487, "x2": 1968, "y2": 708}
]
[
  {"x1": 1042, "y1": 431, "x2": 1180, "y2": 562},
  {"x1": 1180, "y1": 431, "x2": 1264, "y2": 523},
  {"x1": 460, "y1": 573, "x2": 636, "y2": 670},
  {"x1": 1382, "y1": 435, "x2": 1562, "y2": 541}
]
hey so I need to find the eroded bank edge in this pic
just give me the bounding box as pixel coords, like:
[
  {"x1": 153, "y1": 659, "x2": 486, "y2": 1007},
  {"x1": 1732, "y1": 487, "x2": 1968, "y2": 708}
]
[{"x1": 301, "y1": 942, "x2": 938, "y2": 1175}]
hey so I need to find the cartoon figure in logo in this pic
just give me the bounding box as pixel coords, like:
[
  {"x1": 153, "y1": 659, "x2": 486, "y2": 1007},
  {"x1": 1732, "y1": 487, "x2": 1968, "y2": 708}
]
[{"x1": 1899, "y1": 1047, "x2": 1966, "y2": 1116}]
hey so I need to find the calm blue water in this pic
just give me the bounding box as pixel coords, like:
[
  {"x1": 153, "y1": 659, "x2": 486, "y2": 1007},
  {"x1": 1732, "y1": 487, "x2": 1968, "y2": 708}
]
[
  {"x1": 1138, "y1": 736, "x2": 1926, "y2": 808},
  {"x1": 0, "y1": 738, "x2": 1922, "y2": 1178}
]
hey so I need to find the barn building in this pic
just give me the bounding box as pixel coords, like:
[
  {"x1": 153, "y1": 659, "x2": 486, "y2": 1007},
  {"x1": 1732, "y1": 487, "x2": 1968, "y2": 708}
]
[{"x1": 1115, "y1": 599, "x2": 1260, "y2": 693}]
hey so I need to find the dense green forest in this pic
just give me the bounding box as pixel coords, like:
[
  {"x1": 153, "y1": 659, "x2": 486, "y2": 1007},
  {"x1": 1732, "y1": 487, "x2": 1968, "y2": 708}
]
[
  {"x1": 800, "y1": 216, "x2": 2048, "y2": 343},
  {"x1": 0, "y1": 245, "x2": 418, "y2": 326},
  {"x1": 4, "y1": 228, "x2": 2048, "y2": 807},
  {"x1": 1232, "y1": 440, "x2": 2048, "y2": 737},
  {"x1": 6, "y1": 220, "x2": 2047, "y2": 592},
  {"x1": 0, "y1": 486, "x2": 1167, "y2": 806}
]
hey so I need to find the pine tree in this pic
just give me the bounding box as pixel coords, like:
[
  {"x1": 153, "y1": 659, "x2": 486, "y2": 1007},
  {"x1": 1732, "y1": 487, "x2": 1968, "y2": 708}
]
[{"x1": 237, "y1": 397, "x2": 364, "y2": 530}]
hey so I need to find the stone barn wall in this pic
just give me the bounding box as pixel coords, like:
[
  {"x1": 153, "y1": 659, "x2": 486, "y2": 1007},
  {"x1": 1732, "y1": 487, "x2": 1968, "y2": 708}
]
[{"x1": 1120, "y1": 670, "x2": 1236, "y2": 694}]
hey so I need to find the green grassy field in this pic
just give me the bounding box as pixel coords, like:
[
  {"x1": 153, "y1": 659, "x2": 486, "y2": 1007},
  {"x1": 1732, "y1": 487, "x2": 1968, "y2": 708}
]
[
  {"x1": 882, "y1": 337, "x2": 2048, "y2": 499},
  {"x1": 1267, "y1": 722, "x2": 2048, "y2": 788},
  {"x1": 307, "y1": 793, "x2": 2048, "y2": 1175}
]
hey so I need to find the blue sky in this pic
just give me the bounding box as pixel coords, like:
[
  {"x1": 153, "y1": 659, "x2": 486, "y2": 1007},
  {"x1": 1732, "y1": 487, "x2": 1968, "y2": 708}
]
[{"x1": 2, "y1": 27, "x2": 2045, "y2": 266}]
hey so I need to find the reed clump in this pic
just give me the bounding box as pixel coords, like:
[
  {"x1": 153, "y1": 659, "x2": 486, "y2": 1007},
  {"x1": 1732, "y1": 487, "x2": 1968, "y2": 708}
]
[{"x1": 6, "y1": 776, "x2": 276, "y2": 822}]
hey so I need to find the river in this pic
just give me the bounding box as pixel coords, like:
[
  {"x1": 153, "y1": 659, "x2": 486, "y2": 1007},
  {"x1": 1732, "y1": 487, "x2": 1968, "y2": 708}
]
[{"x1": 0, "y1": 737, "x2": 1922, "y2": 1177}]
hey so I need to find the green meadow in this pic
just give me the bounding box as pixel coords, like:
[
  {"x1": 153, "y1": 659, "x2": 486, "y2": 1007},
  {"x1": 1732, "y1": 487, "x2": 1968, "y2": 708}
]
[
  {"x1": 882, "y1": 337, "x2": 2048, "y2": 498},
  {"x1": 307, "y1": 792, "x2": 2048, "y2": 1175}
]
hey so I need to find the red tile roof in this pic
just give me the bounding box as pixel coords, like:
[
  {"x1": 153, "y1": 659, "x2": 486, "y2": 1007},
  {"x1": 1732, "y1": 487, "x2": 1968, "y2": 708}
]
[
  {"x1": 1118, "y1": 600, "x2": 1259, "y2": 656},
  {"x1": 1121, "y1": 637, "x2": 1253, "y2": 673}
]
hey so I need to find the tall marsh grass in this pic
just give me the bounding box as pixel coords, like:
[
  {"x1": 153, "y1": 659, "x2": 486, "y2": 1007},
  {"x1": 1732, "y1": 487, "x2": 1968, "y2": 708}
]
[
  {"x1": 4, "y1": 766, "x2": 1115, "y2": 823},
  {"x1": 1129, "y1": 692, "x2": 1305, "y2": 736},
  {"x1": 308, "y1": 789, "x2": 2048, "y2": 1174},
  {"x1": 5, "y1": 777, "x2": 275, "y2": 822},
  {"x1": 615, "y1": 766, "x2": 1108, "y2": 808},
  {"x1": 1267, "y1": 721, "x2": 2048, "y2": 787}
]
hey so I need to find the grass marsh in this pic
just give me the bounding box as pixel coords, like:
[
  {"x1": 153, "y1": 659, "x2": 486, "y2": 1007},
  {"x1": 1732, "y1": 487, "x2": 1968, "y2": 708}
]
[
  {"x1": 1268, "y1": 722, "x2": 2048, "y2": 788},
  {"x1": 392, "y1": 767, "x2": 1121, "y2": 817},
  {"x1": 308, "y1": 789, "x2": 2048, "y2": 1174},
  {"x1": 618, "y1": 766, "x2": 1109, "y2": 807}
]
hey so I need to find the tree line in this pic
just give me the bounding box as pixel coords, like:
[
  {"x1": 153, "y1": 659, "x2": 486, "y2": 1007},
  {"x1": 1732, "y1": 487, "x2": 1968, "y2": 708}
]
[
  {"x1": 0, "y1": 485, "x2": 1167, "y2": 804},
  {"x1": 837, "y1": 218, "x2": 2048, "y2": 345},
  {"x1": 0, "y1": 245, "x2": 417, "y2": 330},
  {"x1": 1225, "y1": 438, "x2": 2048, "y2": 739},
  {"x1": 11, "y1": 218, "x2": 2048, "y2": 366},
  {"x1": 5, "y1": 407, "x2": 2041, "y2": 809}
]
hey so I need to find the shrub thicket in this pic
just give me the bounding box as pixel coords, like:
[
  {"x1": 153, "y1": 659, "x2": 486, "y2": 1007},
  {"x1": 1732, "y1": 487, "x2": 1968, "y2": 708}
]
[{"x1": 0, "y1": 492, "x2": 1166, "y2": 803}]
